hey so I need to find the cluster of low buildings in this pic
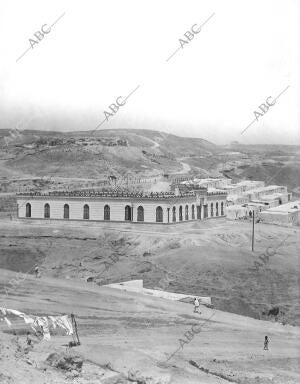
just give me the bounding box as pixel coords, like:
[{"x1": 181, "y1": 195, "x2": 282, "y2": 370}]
[
  {"x1": 16, "y1": 175, "x2": 299, "y2": 227},
  {"x1": 171, "y1": 177, "x2": 299, "y2": 226}
]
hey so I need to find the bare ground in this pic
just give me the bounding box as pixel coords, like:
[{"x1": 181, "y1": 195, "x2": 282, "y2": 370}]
[
  {"x1": 0, "y1": 218, "x2": 299, "y2": 383},
  {"x1": 0, "y1": 218, "x2": 299, "y2": 325},
  {"x1": 0, "y1": 267, "x2": 299, "y2": 383}
]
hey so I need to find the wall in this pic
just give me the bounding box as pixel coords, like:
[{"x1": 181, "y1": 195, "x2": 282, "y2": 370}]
[
  {"x1": 259, "y1": 210, "x2": 300, "y2": 226},
  {"x1": 247, "y1": 186, "x2": 287, "y2": 200},
  {"x1": 105, "y1": 280, "x2": 212, "y2": 305}
]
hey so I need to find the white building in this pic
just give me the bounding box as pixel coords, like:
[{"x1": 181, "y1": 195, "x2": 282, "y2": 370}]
[
  {"x1": 259, "y1": 201, "x2": 300, "y2": 227},
  {"x1": 17, "y1": 189, "x2": 227, "y2": 224},
  {"x1": 244, "y1": 185, "x2": 288, "y2": 201},
  {"x1": 225, "y1": 180, "x2": 265, "y2": 203},
  {"x1": 191, "y1": 178, "x2": 232, "y2": 189},
  {"x1": 226, "y1": 202, "x2": 266, "y2": 220}
]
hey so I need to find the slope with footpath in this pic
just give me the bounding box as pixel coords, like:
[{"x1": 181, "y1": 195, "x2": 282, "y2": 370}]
[
  {"x1": 0, "y1": 218, "x2": 299, "y2": 326},
  {"x1": 0, "y1": 267, "x2": 299, "y2": 384}
]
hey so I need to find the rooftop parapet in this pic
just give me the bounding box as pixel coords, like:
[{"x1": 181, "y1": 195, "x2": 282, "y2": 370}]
[{"x1": 17, "y1": 190, "x2": 196, "y2": 199}]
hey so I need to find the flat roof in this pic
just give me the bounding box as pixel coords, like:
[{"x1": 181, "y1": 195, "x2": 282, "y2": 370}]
[
  {"x1": 246, "y1": 185, "x2": 286, "y2": 194},
  {"x1": 235, "y1": 180, "x2": 264, "y2": 186},
  {"x1": 263, "y1": 200, "x2": 300, "y2": 213},
  {"x1": 259, "y1": 193, "x2": 287, "y2": 200},
  {"x1": 221, "y1": 185, "x2": 237, "y2": 190}
]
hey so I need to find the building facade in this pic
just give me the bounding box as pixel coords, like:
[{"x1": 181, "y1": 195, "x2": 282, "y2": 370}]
[
  {"x1": 17, "y1": 189, "x2": 227, "y2": 224},
  {"x1": 259, "y1": 201, "x2": 300, "y2": 227}
]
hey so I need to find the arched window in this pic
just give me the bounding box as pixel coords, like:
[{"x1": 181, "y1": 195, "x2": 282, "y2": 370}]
[
  {"x1": 44, "y1": 203, "x2": 50, "y2": 218},
  {"x1": 185, "y1": 205, "x2": 189, "y2": 220},
  {"x1": 83, "y1": 204, "x2": 89, "y2": 220},
  {"x1": 179, "y1": 206, "x2": 183, "y2": 221},
  {"x1": 156, "y1": 206, "x2": 163, "y2": 222},
  {"x1": 172, "y1": 207, "x2": 176, "y2": 222},
  {"x1": 210, "y1": 203, "x2": 214, "y2": 217},
  {"x1": 125, "y1": 205, "x2": 132, "y2": 221},
  {"x1": 221, "y1": 202, "x2": 224, "y2": 216},
  {"x1": 192, "y1": 205, "x2": 195, "y2": 219},
  {"x1": 104, "y1": 205, "x2": 110, "y2": 220},
  {"x1": 216, "y1": 202, "x2": 219, "y2": 216},
  {"x1": 64, "y1": 204, "x2": 69, "y2": 219},
  {"x1": 137, "y1": 206, "x2": 144, "y2": 222},
  {"x1": 26, "y1": 203, "x2": 31, "y2": 218}
]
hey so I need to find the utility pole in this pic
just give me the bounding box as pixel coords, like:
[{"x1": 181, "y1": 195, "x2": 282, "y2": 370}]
[
  {"x1": 251, "y1": 209, "x2": 255, "y2": 252},
  {"x1": 71, "y1": 313, "x2": 80, "y2": 345}
]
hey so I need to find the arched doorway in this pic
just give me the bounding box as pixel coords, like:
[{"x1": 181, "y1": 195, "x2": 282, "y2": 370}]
[
  {"x1": 83, "y1": 204, "x2": 89, "y2": 220},
  {"x1": 185, "y1": 205, "x2": 189, "y2": 220},
  {"x1": 179, "y1": 206, "x2": 183, "y2": 221},
  {"x1": 44, "y1": 203, "x2": 50, "y2": 218},
  {"x1": 26, "y1": 203, "x2": 31, "y2": 218},
  {"x1": 156, "y1": 206, "x2": 163, "y2": 222},
  {"x1": 137, "y1": 206, "x2": 144, "y2": 222},
  {"x1": 64, "y1": 204, "x2": 69, "y2": 219},
  {"x1": 104, "y1": 205, "x2": 110, "y2": 220},
  {"x1": 125, "y1": 205, "x2": 132, "y2": 221},
  {"x1": 172, "y1": 207, "x2": 176, "y2": 222},
  {"x1": 197, "y1": 205, "x2": 201, "y2": 220}
]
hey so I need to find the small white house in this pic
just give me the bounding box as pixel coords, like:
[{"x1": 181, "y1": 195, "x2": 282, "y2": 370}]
[{"x1": 259, "y1": 201, "x2": 300, "y2": 227}]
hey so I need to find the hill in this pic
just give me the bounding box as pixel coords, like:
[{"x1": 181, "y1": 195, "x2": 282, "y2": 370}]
[
  {"x1": 0, "y1": 129, "x2": 219, "y2": 191},
  {"x1": 0, "y1": 263, "x2": 299, "y2": 383},
  {"x1": 0, "y1": 218, "x2": 299, "y2": 326},
  {"x1": 0, "y1": 128, "x2": 299, "y2": 196}
]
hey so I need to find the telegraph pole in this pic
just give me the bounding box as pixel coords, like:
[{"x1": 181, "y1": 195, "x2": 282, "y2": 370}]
[
  {"x1": 71, "y1": 313, "x2": 80, "y2": 345},
  {"x1": 251, "y1": 209, "x2": 255, "y2": 252}
]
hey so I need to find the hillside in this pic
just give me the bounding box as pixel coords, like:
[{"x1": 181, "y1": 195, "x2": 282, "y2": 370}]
[
  {"x1": 0, "y1": 129, "x2": 218, "y2": 180},
  {"x1": 0, "y1": 129, "x2": 299, "y2": 196},
  {"x1": 0, "y1": 218, "x2": 299, "y2": 326},
  {"x1": 0, "y1": 264, "x2": 299, "y2": 384}
]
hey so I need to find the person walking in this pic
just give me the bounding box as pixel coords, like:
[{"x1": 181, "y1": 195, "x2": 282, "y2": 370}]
[
  {"x1": 34, "y1": 265, "x2": 39, "y2": 278},
  {"x1": 194, "y1": 297, "x2": 200, "y2": 314},
  {"x1": 264, "y1": 336, "x2": 269, "y2": 350}
]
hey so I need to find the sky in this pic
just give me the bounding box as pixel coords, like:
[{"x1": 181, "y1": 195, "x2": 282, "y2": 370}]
[{"x1": 0, "y1": 0, "x2": 299, "y2": 145}]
